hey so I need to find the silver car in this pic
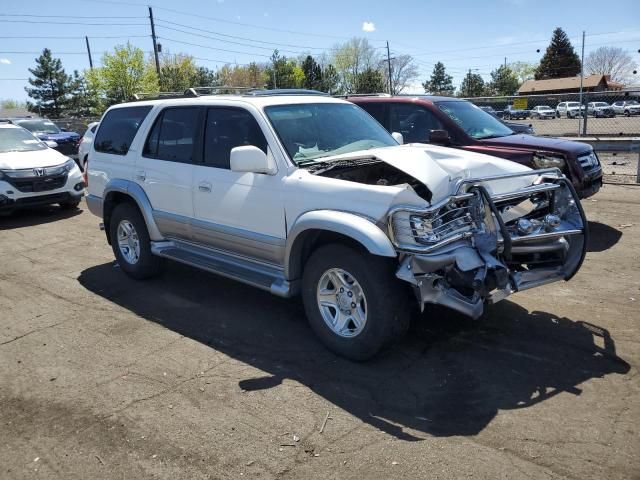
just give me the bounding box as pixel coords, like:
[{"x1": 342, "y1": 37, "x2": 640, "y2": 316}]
[
  {"x1": 611, "y1": 100, "x2": 640, "y2": 116},
  {"x1": 530, "y1": 105, "x2": 556, "y2": 119}
]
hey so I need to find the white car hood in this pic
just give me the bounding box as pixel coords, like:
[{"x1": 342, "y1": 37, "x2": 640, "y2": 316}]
[
  {"x1": 0, "y1": 147, "x2": 68, "y2": 170},
  {"x1": 310, "y1": 144, "x2": 535, "y2": 201}
]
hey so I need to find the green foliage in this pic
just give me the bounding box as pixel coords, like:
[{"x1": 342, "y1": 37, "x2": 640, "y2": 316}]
[
  {"x1": 25, "y1": 48, "x2": 72, "y2": 118},
  {"x1": 535, "y1": 27, "x2": 581, "y2": 80},
  {"x1": 459, "y1": 72, "x2": 486, "y2": 97},
  {"x1": 265, "y1": 50, "x2": 305, "y2": 89},
  {"x1": 88, "y1": 43, "x2": 159, "y2": 105},
  {"x1": 422, "y1": 62, "x2": 454, "y2": 95},
  {"x1": 488, "y1": 65, "x2": 520, "y2": 96},
  {"x1": 331, "y1": 38, "x2": 380, "y2": 93},
  {"x1": 159, "y1": 54, "x2": 200, "y2": 92},
  {"x1": 0, "y1": 99, "x2": 26, "y2": 109},
  {"x1": 193, "y1": 66, "x2": 218, "y2": 87},
  {"x1": 65, "y1": 70, "x2": 101, "y2": 116},
  {"x1": 509, "y1": 61, "x2": 538, "y2": 83},
  {"x1": 354, "y1": 68, "x2": 386, "y2": 94},
  {"x1": 301, "y1": 55, "x2": 323, "y2": 90},
  {"x1": 320, "y1": 64, "x2": 340, "y2": 94}
]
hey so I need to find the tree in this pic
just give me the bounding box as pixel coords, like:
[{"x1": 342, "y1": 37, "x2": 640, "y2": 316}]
[
  {"x1": 25, "y1": 48, "x2": 72, "y2": 118},
  {"x1": 65, "y1": 70, "x2": 101, "y2": 116},
  {"x1": 0, "y1": 99, "x2": 27, "y2": 109},
  {"x1": 159, "y1": 54, "x2": 199, "y2": 92},
  {"x1": 331, "y1": 38, "x2": 381, "y2": 93},
  {"x1": 320, "y1": 64, "x2": 340, "y2": 94},
  {"x1": 488, "y1": 65, "x2": 520, "y2": 95},
  {"x1": 87, "y1": 43, "x2": 159, "y2": 105},
  {"x1": 535, "y1": 27, "x2": 581, "y2": 80},
  {"x1": 354, "y1": 68, "x2": 386, "y2": 94},
  {"x1": 459, "y1": 72, "x2": 486, "y2": 97},
  {"x1": 384, "y1": 54, "x2": 419, "y2": 94},
  {"x1": 265, "y1": 50, "x2": 305, "y2": 89},
  {"x1": 301, "y1": 55, "x2": 323, "y2": 90},
  {"x1": 193, "y1": 66, "x2": 217, "y2": 87},
  {"x1": 509, "y1": 61, "x2": 538, "y2": 83},
  {"x1": 216, "y1": 62, "x2": 267, "y2": 88},
  {"x1": 422, "y1": 62, "x2": 454, "y2": 95},
  {"x1": 585, "y1": 46, "x2": 637, "y2": 84}
]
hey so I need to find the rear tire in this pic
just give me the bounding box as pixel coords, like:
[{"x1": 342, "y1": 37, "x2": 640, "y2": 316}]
[
  {"x1": 301, "y1": 244, "x2": 410, "y2": 361},
  {"x1": 109, "y1": 202, "x2": 163, "y2": 280}
]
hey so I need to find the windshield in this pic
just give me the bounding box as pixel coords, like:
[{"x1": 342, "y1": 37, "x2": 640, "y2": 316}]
[
  {"x1": 437, "y1": 101, "x2": 514, "y2": 139},
  {"x1": 594, "y1": 102, "x2": 608, "y2": 107},
  {"x1": 538, "y1": 106, "x2": 552, "y2": 110},
  {"x1": 264, "y1": 103, "x2": 397, "y2": 164},
  {"x1": 0, "y1": 127, "x2": 47, "y2": 153},
  {"x1": 628, "y1": 101, "x2": 640, "y2": 106},
  {"x1": 567, "y1": 102, "x2": 580, "y2": 107},
  {"x1": 14, "y1": 119, "x2": 60, "y2": 134}
]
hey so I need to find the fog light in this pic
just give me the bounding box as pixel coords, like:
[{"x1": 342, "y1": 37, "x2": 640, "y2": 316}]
[
  {"x1": 543, "y1": 214, "x2": 561, "y2": 231},
  {"x1": 516, "y1": 218, "x2": 534, "y2": 235},
  {"x1": 74, "y1": 182, "x2": 84, "y2": 191}
]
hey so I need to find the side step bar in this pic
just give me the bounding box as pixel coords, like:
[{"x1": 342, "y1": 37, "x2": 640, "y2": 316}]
[{"x1": 151, "y1": 240, "x2": 297, "y2": 298}]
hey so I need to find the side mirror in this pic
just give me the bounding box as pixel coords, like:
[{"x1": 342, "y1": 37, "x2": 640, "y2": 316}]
[
  {"x1": 391, "y1": 132, "x2": 404, "y2": 144},
  {"x1": 428, "y1": 129, "x2": 451, "y2": 145},
  {"x1": 60, "y1": 127, "x2": 68, "y2": 132},
  {"x1": 230, "y1": 146, "x2": 275, "y2": 174},
  {"x1": 44, "y1": 140, "x2": 58, "y2": 148}
]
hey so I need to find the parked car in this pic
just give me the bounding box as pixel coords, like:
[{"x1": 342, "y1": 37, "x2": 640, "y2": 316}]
[
  {"x1": 530, "y1": 105, "x2": 556, "y2": 119},
  {"x1": 0, "y1": 122, "x2": 85, "y2": 214},
  {"x1": 556, "y1": 102, "x2": 585, "y2": 119},
  {"x1": 611, "y1": 100, "x2": 640, "y2": 116},
  {"x1": 502, "y1": 104, "x2": 529, "y2": 120},
  {"x1": 86, "y1": 90, "x2": 587, "y2": 360},
  {"x1": 587, "y1": 102, "x2": 615, "y2": 118},
  {"x1": 349, "y1": 95, "x2": 602, "y2": 198},
  {"x1": 4, "y1": 117, "x2": 81, "y2": 160},
  {"x1": 479, "y1": 106, "x2": 535, "y2": 134},
  {"x1": 77, "y1": 122, "x2": 99, "y2": 171}
]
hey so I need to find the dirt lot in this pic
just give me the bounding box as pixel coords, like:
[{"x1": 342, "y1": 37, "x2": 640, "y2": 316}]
[{"x1": 1, "y1": 185, "x2": 639, "y2": 480}]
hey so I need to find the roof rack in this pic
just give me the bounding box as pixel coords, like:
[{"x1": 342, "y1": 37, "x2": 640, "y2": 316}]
[
  {"x1": 334, "y1": 93, "x2": 391, "y2": 98},
  {"x1": 244, "y1": 89, "x2": 328, "y2": 97}
]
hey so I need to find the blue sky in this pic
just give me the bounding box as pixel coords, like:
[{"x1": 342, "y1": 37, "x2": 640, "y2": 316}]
[{"x1": 1, "y1": 0, "x2": 639, "y2": 100}]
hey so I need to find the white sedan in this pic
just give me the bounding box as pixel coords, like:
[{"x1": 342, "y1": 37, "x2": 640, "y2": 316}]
[{"x1": 77, "y1": 122, "x2": 99, "y2": 172}]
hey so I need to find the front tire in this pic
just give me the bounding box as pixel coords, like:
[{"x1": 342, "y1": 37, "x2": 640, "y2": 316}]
[
  {"x1": 109, "y1": 202, "x2": 162, "y2": 279},
  {"x1": 301, "y1": 244, "x2": 410, "y2": 361}
]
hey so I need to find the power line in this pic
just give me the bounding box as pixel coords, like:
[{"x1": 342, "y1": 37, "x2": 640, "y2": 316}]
[
  {"x1": 155, "y1": 19, "x2": 328, "y2": 51},
  {"x1": 0, "y1": 13, "x2": 144, "y2": 18},
  {"x1": 0, "y1": 19, "x2": 147, "y2": 25},
  {"x1": 156, "y1": 36, "x2": 272, "y2": 58},
  {"x1": 0, "y1": 35, "x2": 149, "y2": 39}
]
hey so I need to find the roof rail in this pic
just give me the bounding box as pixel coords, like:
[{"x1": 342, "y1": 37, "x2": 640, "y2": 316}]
[
  {"x1": 130, "y1": 85, "x2": 257, "y2": 101},
  {"x1": 335, "y1": 93, "x2": 391, "y2": 98},
  {"x1": 245, "y1": 89, "x2": 329, "y2": 97}
]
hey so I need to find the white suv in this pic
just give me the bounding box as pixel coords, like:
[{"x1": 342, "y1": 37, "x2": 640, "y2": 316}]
[
  {"x1": 86, "y1": 90, "x2": 587, "y2": 360},
  {"x1": 0, "y1": 122, "x2": 85, "y2": 214},
  {"x1": 611, "y1": 100, "x2": 640, "y2": 116},
  {"x1": 556, "y1": 101, "x2": 584, "y2": 118}
]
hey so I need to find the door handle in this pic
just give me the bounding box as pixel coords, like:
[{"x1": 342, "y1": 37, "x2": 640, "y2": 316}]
[
  {"x1": 135, "y1": 170, "x2": 146, "y2": 181},
  {"x1": 198, "y1": 181, "x2": 212, "y2": 193}
]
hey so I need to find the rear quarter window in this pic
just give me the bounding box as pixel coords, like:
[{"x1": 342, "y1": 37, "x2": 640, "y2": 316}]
[{"x1": 94, "y1": 106, "x2": 152, "y2": 155}]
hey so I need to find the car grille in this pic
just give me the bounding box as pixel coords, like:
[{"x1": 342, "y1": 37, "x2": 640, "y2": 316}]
[
  {"x1": 577, "y1": 152, "x2": 600, "y2": 172},
  {"x1": 3, "y1": 171, "x2": 68, "y2": 193}
]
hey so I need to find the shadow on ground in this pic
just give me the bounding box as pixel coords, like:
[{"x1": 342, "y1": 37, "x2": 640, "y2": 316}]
[
  {"x1": 587, "y1": 221, "x2": 622, "y2": 252},
  {"x1": 79, "y1": 261, "x2": 630, "y2": 441},
  {"x1": 0, "y1": 205, "x2": 83, "y2": 230}
]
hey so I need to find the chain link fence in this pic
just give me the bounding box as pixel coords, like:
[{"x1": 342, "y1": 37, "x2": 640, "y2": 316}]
[{"x1": 464, "y1": 90, "x2": 640, "y2": 138}]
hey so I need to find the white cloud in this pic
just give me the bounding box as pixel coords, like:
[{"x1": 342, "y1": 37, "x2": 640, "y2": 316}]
[
  {"x1": 0, "y1": 58, "x2": 11, "y2": 65},
  {"x1": 362, "y1": 21, "x2": 375, "y2": 33}
]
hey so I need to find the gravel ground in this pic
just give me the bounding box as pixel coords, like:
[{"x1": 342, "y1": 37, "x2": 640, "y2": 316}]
[
  {"x1": 1, "y1": 186, "x2": 639, "y2": 479},
  {"x1": 508, "y1": 116, "x2": 640, "y2": 137}
]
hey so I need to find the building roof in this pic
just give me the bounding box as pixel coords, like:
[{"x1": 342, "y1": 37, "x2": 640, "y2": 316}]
[{"x1": 518, "y1": 74, "x2": 624, "y2": 94}]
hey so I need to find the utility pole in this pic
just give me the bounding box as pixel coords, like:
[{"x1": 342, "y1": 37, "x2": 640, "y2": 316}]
[
  {"x1": 149, "y1": 6, "x2": 160, "y2": 76},
  {"x1": 466, "y1": 69, "x2": 472, "y2": 96},
  {"x1": 504, "y1": 57, "x2": 507, "y2": 69},
  {"x1": 386, "y1": 41, "x2": 393, "y2": 95},
  {"x1": 578, "y1": 30, "x2": 585, "y2": 136},
  {"x1": 85, "y1": 36, "x2": 93, "y2": 69}
]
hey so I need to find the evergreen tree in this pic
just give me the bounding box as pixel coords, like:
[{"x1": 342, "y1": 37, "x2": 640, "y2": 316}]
[
  {"x1": 535, "y1": 27, "x2": 581, "y2": 80},
  {"x1": 65, "y1": 70, "x2": 101, "y2": 117},
  {"x1": 354, "y1": 68, "x2": 386, "y2": 94},
  {"x1": 265, "y1": 50, "x2": 305, "y2": 89},
  {"x1": 25, "y1": 48, "x2": 72, "y2": 118},
  {"x1": 320, "y1": 64, "x2": 339, "y2": 94},
  {"x1": 459, "y1": 72, "x2": 486, "y2": 97},
  {"x1": 301, "y1": 55, "x2": 323, "y2": 90},
  {"x1": 422, "y1": 62, "x2": 454, "y2": 95},
  {"x1": 488, "y1": 65, "x2": 520, "y2": 95}
]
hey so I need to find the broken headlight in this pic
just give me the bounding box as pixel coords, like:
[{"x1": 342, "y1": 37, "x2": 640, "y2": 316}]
[{"x1": 533, "y1": 152, "x2": 565, "y2": 169}]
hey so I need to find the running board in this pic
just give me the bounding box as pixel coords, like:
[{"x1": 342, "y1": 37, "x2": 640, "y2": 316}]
[{"x1": 151, "y1": 240, "x2": 296, "y2": 297}]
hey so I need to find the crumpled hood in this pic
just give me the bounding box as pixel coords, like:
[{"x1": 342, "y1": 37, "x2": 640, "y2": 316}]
[
  {"x1": 0, "y1": 147, "x2": 69, "y2": 170},
  {"x1": 315, "y1": 144, "x2": 536, "y2": 201},
  {"x1": 482, "y1": 134, "x2": 592, "y2": 156}
]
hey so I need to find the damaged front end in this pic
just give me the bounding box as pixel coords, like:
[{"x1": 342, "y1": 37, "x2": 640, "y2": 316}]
[{"x1": 388, "y1": 168, "x2": 587, "y2": 318}]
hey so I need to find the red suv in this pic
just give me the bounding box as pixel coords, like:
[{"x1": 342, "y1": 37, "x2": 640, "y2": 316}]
[{"x1": 348, "y1": 95, "x2": 602, "y2": 198}]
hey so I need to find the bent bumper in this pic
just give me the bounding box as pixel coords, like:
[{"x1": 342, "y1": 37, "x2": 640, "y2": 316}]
[{"x1": 394, "y1": 170, "x2": 588, "y2": 318}]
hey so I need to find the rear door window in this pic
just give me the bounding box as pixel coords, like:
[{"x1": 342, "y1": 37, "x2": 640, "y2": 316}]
[
  {"x1": 94, "y1": 106, "x2": 152, "y2": 155},
  {"x1": 143, "y1": 107, "x2": 201, "y2": 163},
  {"x1": 358, "y1": 102, "x2": 387, "y2": 128},
  {"x1": 389, "y1": 103, "x2": 443, "y2": 143}
]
